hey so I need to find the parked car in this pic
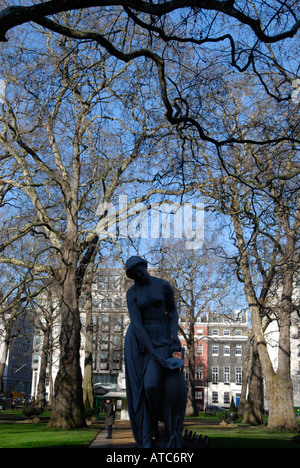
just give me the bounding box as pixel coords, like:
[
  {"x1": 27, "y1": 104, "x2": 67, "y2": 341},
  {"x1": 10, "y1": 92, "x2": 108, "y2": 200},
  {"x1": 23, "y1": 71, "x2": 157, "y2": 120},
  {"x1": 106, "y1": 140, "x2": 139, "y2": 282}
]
[{"x1": 205, "y1": 405, "x2": 228, "y2": 415}]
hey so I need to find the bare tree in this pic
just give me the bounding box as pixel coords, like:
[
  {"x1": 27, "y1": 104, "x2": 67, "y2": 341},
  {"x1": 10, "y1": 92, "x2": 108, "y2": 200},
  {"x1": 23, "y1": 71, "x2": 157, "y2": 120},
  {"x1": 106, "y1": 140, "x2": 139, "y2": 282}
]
[
  {"x1": 0, "y1": 17, "x2": 188, "y2": 428},
  {"x1": 192, "y1": 139, "x2": 300, "y2": 429},
  {"x1": 153, "y1": 65, "x2": 299, "y2": 428},
  {"x1": 156, "y1": 230, "x2": 237, "y2": 416}
]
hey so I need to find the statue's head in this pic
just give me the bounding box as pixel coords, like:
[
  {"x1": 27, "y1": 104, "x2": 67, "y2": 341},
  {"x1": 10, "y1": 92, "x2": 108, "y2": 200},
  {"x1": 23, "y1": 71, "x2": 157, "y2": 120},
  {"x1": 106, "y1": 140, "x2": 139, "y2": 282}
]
[{"x1": 125, "y1": 256, "x2": 148, "y2": 281}]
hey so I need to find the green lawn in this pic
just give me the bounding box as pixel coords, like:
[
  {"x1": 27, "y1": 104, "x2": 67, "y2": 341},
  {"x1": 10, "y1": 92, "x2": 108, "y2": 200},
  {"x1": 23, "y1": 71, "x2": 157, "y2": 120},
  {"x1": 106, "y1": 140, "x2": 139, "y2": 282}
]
[
  {"x1": 0, "y1": 422, "x2": 100, "y2": 448},
  {"x1": 0, "y1": 409, "x2": 102, "y2": 448},
  {"x1": 183, "y1": 422, "x2": 300, "y2": 448},
  {"x1": 1, "y1": 410, "x2": 299, "y2": 449}
]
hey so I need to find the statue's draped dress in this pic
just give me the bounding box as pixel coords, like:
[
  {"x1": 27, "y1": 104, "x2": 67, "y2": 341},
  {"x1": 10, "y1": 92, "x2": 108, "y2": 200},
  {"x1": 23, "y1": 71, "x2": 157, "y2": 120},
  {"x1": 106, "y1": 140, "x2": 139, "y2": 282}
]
[{"x1": 124, "y1": 276, "x2": 174, "y2": 448}]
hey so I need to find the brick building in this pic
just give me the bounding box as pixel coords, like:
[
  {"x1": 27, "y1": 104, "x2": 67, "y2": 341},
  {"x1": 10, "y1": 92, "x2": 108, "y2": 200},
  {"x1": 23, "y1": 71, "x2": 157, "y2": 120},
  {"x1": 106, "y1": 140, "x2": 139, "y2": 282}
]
[{"x1": 179, "y1": 309, "x2": 249, "y2": 410}]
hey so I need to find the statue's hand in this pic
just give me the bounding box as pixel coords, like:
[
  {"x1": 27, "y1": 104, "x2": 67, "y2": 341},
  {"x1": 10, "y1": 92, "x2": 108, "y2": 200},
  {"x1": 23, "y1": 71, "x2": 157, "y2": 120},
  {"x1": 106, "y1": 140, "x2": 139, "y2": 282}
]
[
  {"x1": 152, "y1": 353, "x2": 168, "y2": 368},
  {"x1": 165, "y1": 358, "x2": 184, "y2": 370}
]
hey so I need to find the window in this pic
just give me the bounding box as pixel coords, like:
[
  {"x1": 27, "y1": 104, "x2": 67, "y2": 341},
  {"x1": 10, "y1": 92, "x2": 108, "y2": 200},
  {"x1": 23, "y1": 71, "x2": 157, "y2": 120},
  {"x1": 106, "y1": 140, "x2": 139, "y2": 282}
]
[
  {"x1": 32, "y1": 353, "x2": 39, "y2": 364},
  {"x1": 92, "y1": 334, "x2": 97, "y2": 350},
  {"x1": 102, "y1": 298, "x2": 111, "y2": 309},
  {"x1": 113, "y1": 297, "x2": 123, "y2": 309},
  {"x1": 98, "y1": 275, "x2": 109, "y2": 289},
  {"x1": 235, "y1": 329, "x2": 242, "y2": 336},
  {"x1": 224, "y1": 345, "x2": 230, "y2": 356},
  {"x1": 100, "y1": 352, "x2": 109, "y2": 370},
  {"x1": 112, "y1": 352, "x2": 122, "y2": 370},
  {"x1": 92, "y1": 315, "x2": 98, "y2": 326},
  {"x1": 195, "y1": 391, "x2": 203, "y2": 403},
  {"x1": 95, "y1": 374, "x2": 118, "y2": 386},
  {"x1": 92, "y1": 296, "x2": 102, "y2": 308},
  {"x1": 223, "y1": 329, "x2": 230, "y2": 336},
  {"x1": 212, "y1": 345, "x2": 219, "y2": 356},
  {"x1": 224, "y1": 392, "x2": 230, "y2": 404},
  {"x1": 212, "y1": 392, "x2": 218, "y2": 403},
  {"x1": 224, "y1": 366, "x2": 230, "y2": 383},
  {"x1": 100, "y1": 314, "x2": 109, "y2": 331},
  {"x1": 110, "y1": 274, "x2": 120, "y2": 290},
  {"x1": 196, "y1": 344, "x2": 203, "y2": 356},
  {"x1": 235, "y1": 345, "x2": 242, "y2": 356},
  {"x1": 196, "y1": 366, "x2": 203, "y2": 380},
  {"x1": 235, "y1": 367, "x2": 242, "y2": 384},
  {"x1": 112, "y1": 335, "x2": 121, "y2": 349},
  {"x1": 100, "y1": 334, "x2": 109, "y2": 350},
  {"x1": 212, "y1": 366, "x2": 219, "y2": 384},
  {"x1": 183, "y1": 367, "x2": 189, "y2": 381},
  {"x1": 212, "y1": 329, "x2": 219, "y2": 336},
  {"x1": 113, "y1": 316, "x2": 123, "y2": 332},
  {"x1": 33, "y1": 335, "x2": 40, "y2": 345}
]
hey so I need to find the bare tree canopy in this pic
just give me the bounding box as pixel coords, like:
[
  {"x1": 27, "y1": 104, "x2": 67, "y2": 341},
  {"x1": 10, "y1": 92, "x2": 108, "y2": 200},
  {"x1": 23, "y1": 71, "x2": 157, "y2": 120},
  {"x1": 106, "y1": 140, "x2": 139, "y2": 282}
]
[{"x1": 1, "y1": 1, "x2": 299, "y2": 147}]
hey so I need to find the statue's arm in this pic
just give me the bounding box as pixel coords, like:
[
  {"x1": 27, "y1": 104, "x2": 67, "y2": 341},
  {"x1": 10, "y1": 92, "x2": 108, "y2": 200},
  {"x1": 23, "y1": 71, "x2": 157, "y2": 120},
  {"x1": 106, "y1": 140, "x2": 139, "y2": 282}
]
[{"x1": 165, "y1": 282, "x2": 182, "y2": 352}]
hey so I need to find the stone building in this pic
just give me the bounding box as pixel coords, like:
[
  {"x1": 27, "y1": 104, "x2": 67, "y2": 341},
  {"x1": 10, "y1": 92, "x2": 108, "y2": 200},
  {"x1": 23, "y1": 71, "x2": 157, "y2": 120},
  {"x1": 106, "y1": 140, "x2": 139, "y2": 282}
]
[
  {"x1": 87, "y1": 269, "x2": 130, "y2": 394},
  {"x1": 206, "y1": 310, "x2": 249, "y2": 409},
  {"x1": 1, "y1": 313, "x2": 34, "y2": 396}
]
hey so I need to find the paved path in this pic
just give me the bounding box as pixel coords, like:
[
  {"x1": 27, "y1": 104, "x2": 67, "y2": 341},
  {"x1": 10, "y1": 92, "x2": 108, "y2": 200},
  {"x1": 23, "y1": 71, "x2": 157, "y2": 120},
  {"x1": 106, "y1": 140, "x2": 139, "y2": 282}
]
[
  {"x1": 89, "y1": 420, "x2": 136, "y2": 448},
  {"x1": 89, "y1": 419, "x2": 212, "y2": 450}
]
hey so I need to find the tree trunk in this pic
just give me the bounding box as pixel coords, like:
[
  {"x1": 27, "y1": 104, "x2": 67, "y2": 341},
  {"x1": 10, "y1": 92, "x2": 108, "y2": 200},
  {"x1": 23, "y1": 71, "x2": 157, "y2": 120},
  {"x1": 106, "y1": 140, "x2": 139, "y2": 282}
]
[
  {"x1": 266, "y1": 374, "x2": 296, "y2": 429},
  {"x1": 185, "y1": 319, "x2": 198, "y2": 417},
  {"x1": 242, "y1": 339, "x2": 264, "y2": 425},
  {"x1": 48, "y1": 252, "x2": 86, "y2": 429},
  {"x1": 83, "y1": 278, "x2": 94, "y2": 410},
  {"x1": 238, "y1": 329, "x2": 253, "y2": 419},
  {"x1": 267, "y1": 266, "x2": 297, "y2": 430},
  {"x1": 48, "y1": 339, "x2": 54, "y2": 408},
  {"x1": 36, "y1": 325, "x2": 50, "y2": 409},
  {"x1": 185, "y1": 362, "x2": 198, "y2": 417},
  {"x1": 231, "y1": 213, "x2": 298, "y2": 430}
]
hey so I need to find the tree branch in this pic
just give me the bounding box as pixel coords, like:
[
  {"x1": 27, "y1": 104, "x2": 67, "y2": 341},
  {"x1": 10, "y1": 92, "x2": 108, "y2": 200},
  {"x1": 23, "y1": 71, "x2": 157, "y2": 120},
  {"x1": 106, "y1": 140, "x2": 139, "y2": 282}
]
[{"x1": 0, "y1": 1, "x2": 299, "y2": 43}]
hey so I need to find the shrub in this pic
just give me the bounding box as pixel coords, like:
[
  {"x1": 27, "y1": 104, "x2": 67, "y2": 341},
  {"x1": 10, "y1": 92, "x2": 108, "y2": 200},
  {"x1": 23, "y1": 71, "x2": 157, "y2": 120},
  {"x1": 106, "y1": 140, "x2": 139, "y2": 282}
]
[
  {"x1": 22, "y1": 406, "x2": 43, "y2": 419},
  {"x1": 229, "y1": 397, "x2": 237, "y2": 413}
]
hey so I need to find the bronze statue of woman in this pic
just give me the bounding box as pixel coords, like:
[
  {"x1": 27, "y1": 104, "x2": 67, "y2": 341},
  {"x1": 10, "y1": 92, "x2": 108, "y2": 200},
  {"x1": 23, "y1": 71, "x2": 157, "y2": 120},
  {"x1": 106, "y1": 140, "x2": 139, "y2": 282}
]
[{"x1": 124, "y1": 256, "x2": 186, "y2": 448}]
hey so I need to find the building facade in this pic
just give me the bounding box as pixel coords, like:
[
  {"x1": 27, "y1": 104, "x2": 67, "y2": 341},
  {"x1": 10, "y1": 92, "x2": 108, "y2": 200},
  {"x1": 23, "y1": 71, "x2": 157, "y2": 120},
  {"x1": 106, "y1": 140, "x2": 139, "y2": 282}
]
[
  {"x1": 178, "y1": 314, "x2": 208, "y2": 411},
  {"x1": 264, "y1": 310, "x2": 300, "y2": 408},
  {"x1": 206, "y1": 310, "x2": 249, "y2": 409},
  {"x1": 179, "y1": 309, "x2": 249, "y2": 410},
  {"x1": 88, "y1": 269, "x2": 130, "y2": 393},
  {"x1": 1, "y1": 313, "x2": 34, "y2": 396}
]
